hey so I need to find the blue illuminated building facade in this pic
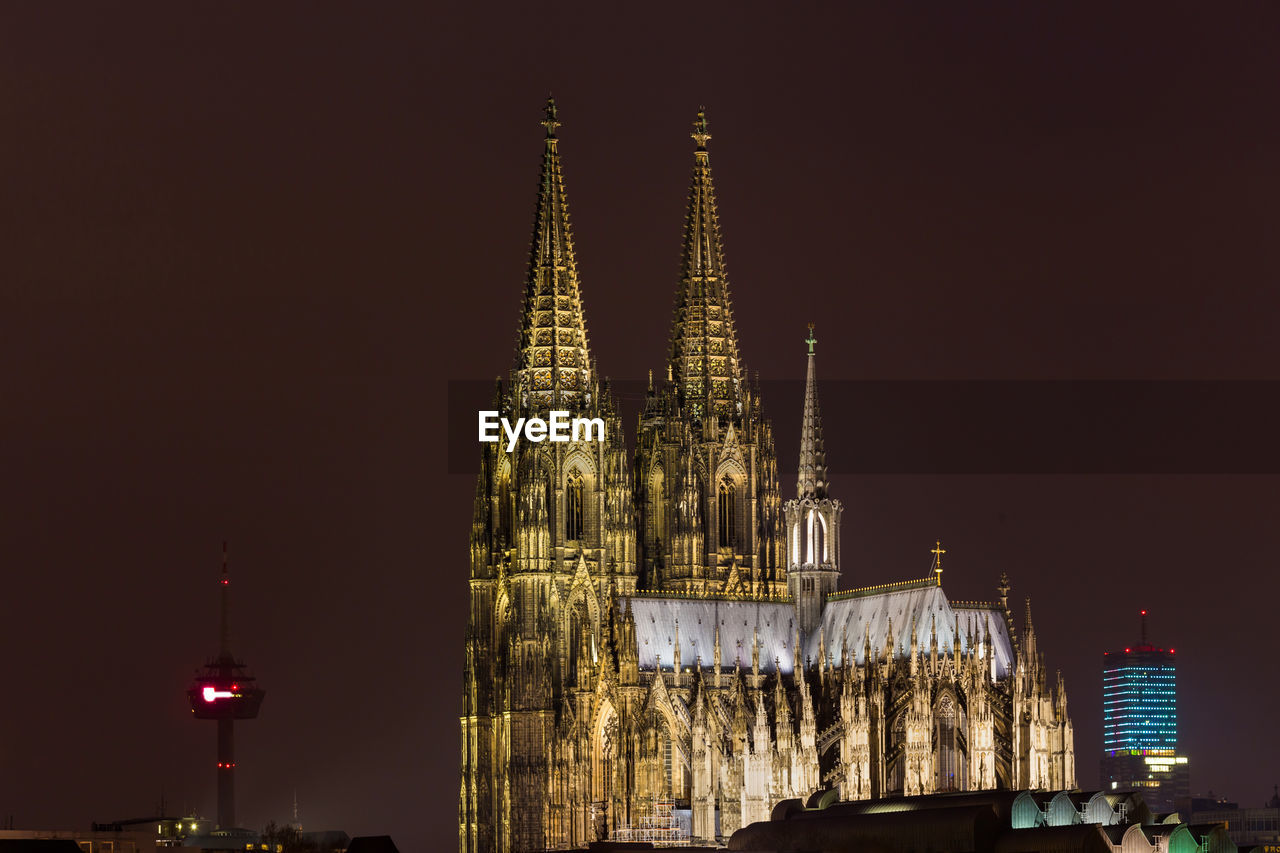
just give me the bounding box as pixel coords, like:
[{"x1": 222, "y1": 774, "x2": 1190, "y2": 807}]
[
  {"x1": 1100, "y1": 611, "x2": 1189, "y2": 814},
  {"x1": 1102, "y1": 650, "x2": 1176, "y2": 752}
]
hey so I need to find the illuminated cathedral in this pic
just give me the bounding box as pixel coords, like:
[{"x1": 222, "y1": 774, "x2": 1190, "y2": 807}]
[{"x1": 458, "y1": 100, "x2": 1075, "y2": 852}]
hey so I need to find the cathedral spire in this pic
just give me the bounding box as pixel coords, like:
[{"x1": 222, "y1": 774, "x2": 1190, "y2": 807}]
[
  {"x1": 669, "y1": 107, "x2": 744, "y2": 422},
  {"x1": 515, "y1": 96, "x2": 593, "y2": 410},
  {"x1": 796, "y1": 323, "x2": 827, "y2": 499}
]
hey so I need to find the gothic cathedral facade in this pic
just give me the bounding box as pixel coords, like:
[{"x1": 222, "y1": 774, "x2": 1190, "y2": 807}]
[{"x1": 458, "y1": 101, "x2": 1075, "y2": 852}]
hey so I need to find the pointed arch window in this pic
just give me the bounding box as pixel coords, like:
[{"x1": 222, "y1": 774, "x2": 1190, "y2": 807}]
[
  {"x1": 650, "y1": 467, "x2": 666, "y2": 548},
  {"x1": 806, "y1": 509, "x2": 827, "y2": 565},
  {"x1": 889, "y1": 713, "x2": 907, "y2": 795},
  {"x1": 566, "y1": 472, "x2": 585, "y2": 541},
  {"x1": 718, "y1": 477, "x2": 735, "y2": 548},
  {"x1": 936, "y1": 695, "x2": 964, "y2": 792}
]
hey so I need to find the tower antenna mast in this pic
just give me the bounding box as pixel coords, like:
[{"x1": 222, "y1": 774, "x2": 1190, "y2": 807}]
[
  {"x1": 187, "y1": 542, "x2": 266, "y2": 830},
  {"x1": 220, "y1": 541, "x2": 230, "y2": 657}
]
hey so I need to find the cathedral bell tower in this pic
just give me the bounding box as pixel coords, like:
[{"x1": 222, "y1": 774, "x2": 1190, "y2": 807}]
[
  {"x1": 461, "y1": 98, "x2": 636, "y2": 853},
  {"x1": 785, "y1": 324, "x2": 842, "y2": 635},
  {"x1": 633, "y1": 108, "x2": 784, "y2": 596}
]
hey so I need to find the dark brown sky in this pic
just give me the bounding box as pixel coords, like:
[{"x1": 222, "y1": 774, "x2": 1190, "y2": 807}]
[{"x1": 3, "y1": 2, "x2": 1279, "y2": 849}]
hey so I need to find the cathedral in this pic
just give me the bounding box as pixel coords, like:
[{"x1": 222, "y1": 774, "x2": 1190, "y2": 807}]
[{"x1": 458, "y1": 100, "x2": 1076, "y2": 852}]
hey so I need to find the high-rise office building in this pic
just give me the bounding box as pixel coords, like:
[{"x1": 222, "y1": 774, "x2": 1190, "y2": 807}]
[{"x1": 1100, "y1": 610, "x2": 1188, "y2": 813}]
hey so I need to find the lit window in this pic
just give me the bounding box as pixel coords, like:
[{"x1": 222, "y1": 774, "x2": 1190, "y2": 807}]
[
  {"x1": 718, "y1": 477, "x2": 735, "y2": 548},
  {"x1": 566, "y1": 472, "x2": 584, "y2": 540}
]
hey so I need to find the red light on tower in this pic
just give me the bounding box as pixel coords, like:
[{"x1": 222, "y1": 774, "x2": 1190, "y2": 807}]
[{"x1": 187, "y1": 543, "x2": 265, "y2": 831}]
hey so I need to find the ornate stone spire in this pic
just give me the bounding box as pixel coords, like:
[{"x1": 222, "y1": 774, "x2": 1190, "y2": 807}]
[
  {"x1": 796, "y1": 323, "x2": 827, "y2": 499},
  {"x1": 515, "y1": 96, "x2": 593, "y2": 410},
  {"x1": 669, "y1": 107, "x2": 744, "y2": 422},
  {"x1": 1023, "y1": 598, "x2": 1038, "y2": 663}
]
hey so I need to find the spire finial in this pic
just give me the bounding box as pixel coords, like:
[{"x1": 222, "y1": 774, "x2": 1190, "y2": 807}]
[
  {"x1": 806, "y1": 322, "x2": 817, "y2": 354},
  {"x1": 542, "y1": 95, "x2": 560, "y2": 138},
  {"x1": 692, "y1": 106, "x2": 711, "y2": 151},
  {"x1": 932, "y1": 540, "x2": 946, "y2": 585}
]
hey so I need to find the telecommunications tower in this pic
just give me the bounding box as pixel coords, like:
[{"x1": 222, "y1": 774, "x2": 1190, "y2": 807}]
[{"x1": 186, "y1": 543, "x2": 266, "y2": 829}]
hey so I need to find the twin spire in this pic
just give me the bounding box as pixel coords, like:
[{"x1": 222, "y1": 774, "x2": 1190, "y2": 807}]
[
  {"x1": 514, "y1": 101, "x2": 748, "y2": 422},
  {"x1": 515, "y1": 97, "x2": 593, "y2": 410},
  {"x1": 669, "y1": 108, "x2": 744, "y2": 422}
]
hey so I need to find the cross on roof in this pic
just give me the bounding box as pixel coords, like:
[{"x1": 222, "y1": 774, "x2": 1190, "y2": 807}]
[
  {"x1": 932, "y1": 540, "x2": 946, "y2": 584},
  {"x1": 806, "y1": 322, "x2": 817, "y2": 354}
]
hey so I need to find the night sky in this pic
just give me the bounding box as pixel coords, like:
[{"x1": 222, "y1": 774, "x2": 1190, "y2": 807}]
[{"x1": 3, "y1": 3, "x2": 1279, "y2": 850}]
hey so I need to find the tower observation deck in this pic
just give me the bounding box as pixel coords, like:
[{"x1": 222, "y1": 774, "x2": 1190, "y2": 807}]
[{"x1": 186, "y1": 543, "x2": 266, "y2": 830}]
